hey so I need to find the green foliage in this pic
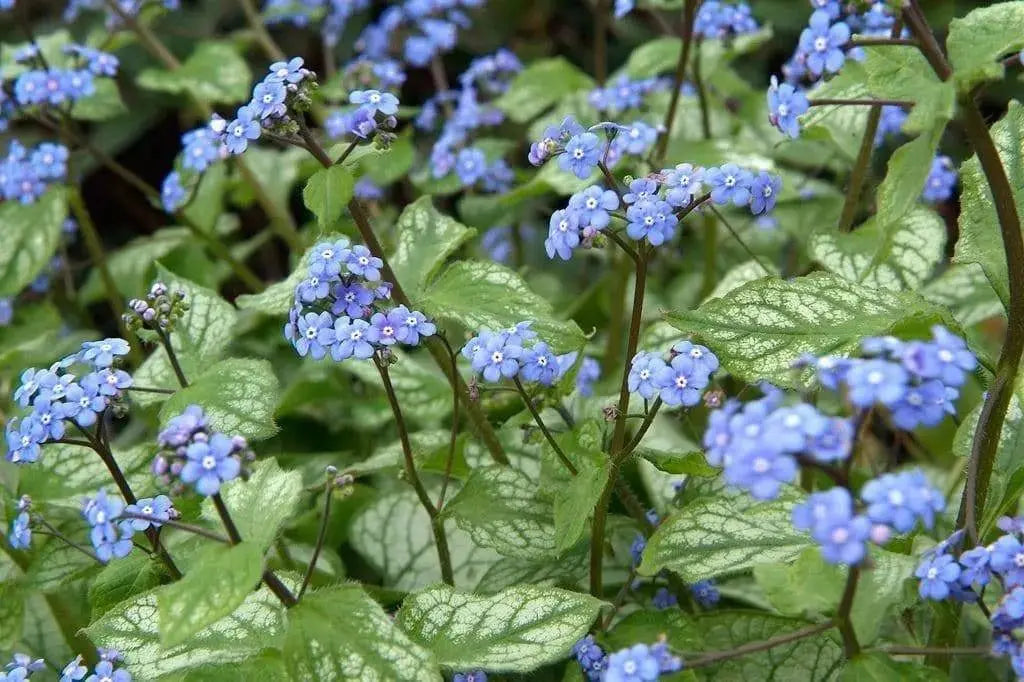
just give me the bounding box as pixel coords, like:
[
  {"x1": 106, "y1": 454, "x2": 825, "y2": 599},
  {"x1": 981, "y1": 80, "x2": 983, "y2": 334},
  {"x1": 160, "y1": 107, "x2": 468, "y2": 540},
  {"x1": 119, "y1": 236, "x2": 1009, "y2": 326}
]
[
  {"x1": 0, "y1": 188, "x2": 67, "y2": 297},
  {"x1": 137, "y1": 42, "x2": 252, "y2": 104},
  {"x1": 495, "y1": 58, "x2": 594, "y2": 123},
  {"x1": 303, "y1": 165, "x2": 355, "y2": 230},
  {"x1": 947, "y1": 2, "x2": 1024, "y2": 92},
  {"x1": 200, "y1": 459, "x2": 302, "y2": 553},
  {"x1": 391, "y1": 197, "x2": 476, "y2": 296}
]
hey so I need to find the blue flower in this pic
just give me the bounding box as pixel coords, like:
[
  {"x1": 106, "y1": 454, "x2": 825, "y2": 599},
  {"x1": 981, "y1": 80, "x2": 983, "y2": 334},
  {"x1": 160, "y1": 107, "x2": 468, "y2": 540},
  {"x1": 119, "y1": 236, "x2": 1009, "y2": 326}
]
[
  {"x1": 613, "y1": 0, "x2": 634, "y2": 18},
  {"x1": 569, "y1": 185, "x2": 619, "y2": 230},
  {"x1": 890, "y1": 379, "x2": 947, "y2": 430},
  {"x1": 654, "y1": 355, "x2": 708, "y2": 407},
  {"x1": 663, "y1": 163, "x2": 704, "y2": 208},
  {"x1": 763, "y1": 403, "x2": 828, "y2": 453},
  {"x1": 927, "y1": 325, "x2": 977, "y2": 387},
  {"x1": 350, "y1": 89, "x2": 399, "y2": 116},
  {"x1": 6, "y1": 416, "x2": 43, "y2": 464},
  {"x1": 766, "y1": 75, "x2": 809, "y2": 139},
  {"x1": 799, "y1": 10, "x2": 850, "y2": 76},
  {"x1": 346, "y1": 245, "x2": 383, "y2": 281},
  {"x1": 617, "y1": 121, "x2": 657, "y2": 155},
  {"x1": 623, "y1": 178, "x2": 658, "y2": 205},
  {"x1": 293, "y1": 312, "x2": 336, "y2": 360},
  {"x1": 520, "y1": 342, "x2": 559, "y2": 385},
  {"x1": 30, "y1": 397, "x2": 67, "y2": 441},
  {"x1": 958, "y1": 545, "x2": 992, "y2": 589},
  {"x1": 651, "y1": 640, "x2": 683, "y2": 673},
  {"x1": 560, "y1": 133, "x2": 601, "y2": 180},
  {"x1": 844, "y1": 359, "x2": 908, "y2": 408},
  {"x1": 181, "y1": 433, "x2": 241, "y2": 496},
  {"x1": 297, "y1": 275, "x2": 331, "y2": 303},
  {"x1": 123, "y1": 495, "x2": 173, "y2": 532},
  {"x1": 706, "y1": 164, "x2": 753, "y2": 207},
  {"x1": 806, "y1": 417, "x2": 853, "y2": 462},
  {"x1": 80, "y1": 338, "x2": 131, "y2": 369},
  {"x1": 267, "y1": 56, "x2": 306, "y2": 83},
  {"x1": 83, "y1": 490, "x2": 134, "y2": 562},
  {"x1": 861, "y1": 469, "x2": 944, "y2": 534},
  {"x1": 652, "y1": 587, "x2": 677, "y2": 609},
  {"x1": 332, "y1": 317, "x2": 379, "y2": 360},
  {"x1": 251, "y1": 80, "x2": 287, "y2": 119},
  {"x1": 991, "y1": 534, "x2": 1024, "y2": 587},
  {"x1": 671, "y1": 340, "x2": 718, "y2": 377},
  {"x1": 308, "y1": 239, "x2": 351, "y2": 279},
  {"x1": 921, "y1": 155, "x2": 957, "y2": 202},
  {"x1": 181, "y1": 127, "x2": 223, "y2": 172},
  {"x1": 749, "y1": 171, "x2": 782, "y2": 215},
  {"x1": 874, "y1": 105, "x2": 907, "y2": 145},
  {"x1": 573, "y1": 635, "x2": 608, "y2": 681},
  {"x1": 370, "y1": 309, "x2": 406, "y2": 346},
  {"x1": 473, "y1": 334, "x2": 523, "y2": 382},
  {"x1": 158, "y1": 405, "x2": 207, "y2": 448},
  {"x1": 85, "y1": 660, "x2": 131, "y2": 682},
  {"x1": 0, "y1": 297, "x2": 12, "y2": 326},
  {"x1": 916, "y1": 552, "x2": 961, "y2": 600},
  {"x1": 225, "y1": 105, "x2": 261, "y2": 155},
  {"x1": 545, "y1": 208, "x2": 581, "y2": 260},
  {"x1": 0, "y1": 668, "x2": 27, "y2": 682},
  {"x1": 691, "y1": 579, "x2": 720, "y2": 608},
  {"x1": 815, "y1": 508, "x2": 871, "y2": 565},
  {"x1": 60, "y1": 655, "x2": 88, "y2": 682},
  {"x1": 392, "y1": 305, "x2": 436, "y2": 345},
  {"x1": 161, "y1": 172, "x2": 187, "y2": 212},
  {"x1": 9, "y1": 512, "x2": 30, "y2": 550},
  {"x1": 725, "y1": 445, "x2": 796, "y2": 500},
  {"x1": 455, "y1": 147, "x2": 487, "y2": 185},
  {"x1": 604, "y1": 643, "x2": 660, "y2": 682},
  {"x1": 628, "y1": 352, "x2": 668, "y2": 400}
]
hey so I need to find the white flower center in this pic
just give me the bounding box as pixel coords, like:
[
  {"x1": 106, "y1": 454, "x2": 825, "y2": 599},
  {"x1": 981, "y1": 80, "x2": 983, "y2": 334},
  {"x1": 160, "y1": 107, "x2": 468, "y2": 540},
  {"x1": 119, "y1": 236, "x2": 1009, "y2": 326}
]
[
  {"x1": 814, "y1": 36, "x2": 828, "y2": 52},
  {"x1": 537, "y1": 357, "x2": 547, "y2": 366},
  {"x1": 908, "y1": 392, "x2": 923, "y2": 406},
  {"x1": 491, "y1": 351, "x2": 504, "y2": 364},
  {"x1": 96, "y1": 511, "x2": 107, "y2": 524},
  {"x1": 233, "y1": 125, "x2": 244, "y2": 136},
  {"x1": 778, "y1": 104, "x2": 789, "y2": 117},
  {"x1": 867, "y1": 370, "x2": 884, "y2": 384},
  {"x1": 831, "y1": 527, "x2": 849, "y2": 544},
  {"x1": 382, "y1": 326, "x2": 394, "y2": 336},
  {"x1": 586, "y1": 198, "x2": 597, "y2": 209},
  {"x1": 202, "y1": 455, "x2": 217, "y2": 470},
  {"x1": 142, "y1": 505, "x2": 153, "y2": 515},
  {"x1": 753, "y1": 457, "x2": 770, "y2": 473},
  {"x1": 369, "y1": 92, "x2": 381, "y2": 103},
  {"x1": 321, "y1": 249, "x2": 334, "y2": 259},
  {"x1": 675, "y1": 376, "x2": 688, "y2": 388},
  {"x1": 305, "y1": 328, "x2": 317, "y2": 339},
  {"x1": 938, "y1": 349, "x2": 954, "y2": 362},
  {"x1": 763, "y1": 185, "x2": 774, "y2": 197},
  {"x1": 406, "y1": 317, "x2": 418, "y2": 326},
  {"x1": 926, "y1": 567, "x2": 938, "y2": 579},
  {"x1": 359, "y1": 256, "x2": 369, "y2": 265},
  {"x1": 639, "y1": 369, "x2": 650, "y2": 380},
  {"x1": 573, "y1": 148, "x2": 584, "y2": 159},
  {"x1": 888, "y1": 489, "x2": 904, "y2": 506},
  {"x1": 350, "y1": 330, "x2": 362, "y2": 341}
]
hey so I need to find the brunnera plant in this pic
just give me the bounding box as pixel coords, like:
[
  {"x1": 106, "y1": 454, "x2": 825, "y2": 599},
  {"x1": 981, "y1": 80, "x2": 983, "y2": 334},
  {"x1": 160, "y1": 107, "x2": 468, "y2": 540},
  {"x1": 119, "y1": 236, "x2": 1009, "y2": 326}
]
[{"x1": 1, "y1": 0, "x2": 1023, "y2": 679}]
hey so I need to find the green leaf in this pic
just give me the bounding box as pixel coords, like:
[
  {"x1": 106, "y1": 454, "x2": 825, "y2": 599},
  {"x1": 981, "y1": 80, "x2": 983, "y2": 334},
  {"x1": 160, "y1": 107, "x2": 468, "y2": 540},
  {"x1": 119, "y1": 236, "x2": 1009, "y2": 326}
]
[
  {"x1": 638, "y1": 448, "x2": 717, "y2": 477},
  {"x1": 604, "y1": 608, "x2": 704, "y2": 652},
  {"x1": 494, "y1": 57, "x2": 594, "y2": 123},
  {"x1": 621, "y1": 27, "x2": 772, "y2": 80},
  {"x1": 693, "y1": 611, "x2": 843, "y2": 680},
  {"x1": 156, "y1": 542, "x2": 264, "y2": 647},
  {"x1": 800, "y1": 63, "x2": 872, "y2": 161},
  {"x1": 391, "y1": 197, "x2": 476, "y2": 297},
  {"x1": 704, "y1": 260, "x2": 777, "y2": 303},
  {"x1": 396, "y1": 583, "x2": 603, "y2": 672},
  {"x1": 131, "y1": 265, "x2": 237, "y2": 406},
  {"x1": 83, "y1": 583, "x2": 288, "y2": 679},
  {"x1": 137, "y1": 42, "x2": 252, "y2": 104},
  {"x1": 923, "y1": 264, "x2": 1004, "y2": 328},
  {"x1": 948, "y1": 2, "x2": 1024, "y2": 93},
  {"x1": 283, "y1": 585, "x2": 441, "y2": 681},
  {"x1": 354, "y1": 129, "x2": 415, "y2": 185},
  {"x1": 875, "y1": 125, "x2": 944, "y2": 226},
  {"x1": 420, "y1": 260, "x2": 584, "y2": 352},
  {"x1": 18, "y1": 442, "x2": 153, "y2": 505},
  {"x1": 26, "y1": 535, "x2": 97, "y2": 592},
  {"x1": 0, "y1": 580, "x2": 24, "y2": 650},
  {"x1": 70, "y1": 78, "x2": 127, "y2": 121},
  {"x1": 0, "y1": 187, "x2": 68, "y2": 297},
  {"x1": 553, "y1": 431, "x2": 608, "y2": 554},
  {"x1": 89, "y1": 552, "x2": 166, "y2": 619},
  {"x1": 81, "y1": 228, "x2": 191, "y2": 303},
  {"x1": 200, "y1": 459, "x2": 303, "y2": 553},
  {"x1": 350, "y1": 489, "x2": 500, "y2": 590},
  {"x1": 0, "y1": 302, "x2": 65, "y2": 372},
  {"x1": 665, "y1": 273, "x2": 951, "y2": 388},
  {"x1": 158, "y1": 357, "x2": 280, "y2": 441},
  {"x1": 810, "y1": 207, "x2": 945, "y2": 290},
  {"x1": 339, "y1": 353, "x2": 451, "y2": 426},
  {"x1": 638, "y1": 494, "x2": 812, "y2": 581},
  {"x1": 840, "y1": 653, "x2": 949, "y2": 681},
  {"x1": 862, "y1": 47, "x2": 954, "y2": 133},
  {"x1": 955, "y1": 100, "x2": 1024, "y2": 310},
  {"x1": 443, "y1": 466, "x2": 558, "y2": 560},
  {"x1": 303, "y1": 164, "x2": 355, "y2": 230}
]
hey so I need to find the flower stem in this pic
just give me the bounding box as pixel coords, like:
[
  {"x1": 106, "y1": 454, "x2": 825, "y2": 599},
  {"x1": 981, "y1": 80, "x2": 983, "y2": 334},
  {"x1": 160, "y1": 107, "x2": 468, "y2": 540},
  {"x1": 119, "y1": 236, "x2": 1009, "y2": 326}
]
[
  {"x1": 835, "y1": 567, "x2": 862, "y2": 657},
  {"x1": 437, "y1": 336, "x2": 462, "y2": 509},
  {"x1": 117, "y1": 512, "x2": 230, "y2": 544},
  {"x1": 692, "y1": 39, "x2": 711, "y2": 140},
  {"x1": 35, "y1": 517, "x2": 102, "y2": 563},
  {"x1": 901, "y1": 2, "x2": 1024, "y2": 544},
  {"x1": 622, "y1": 398, "x2": 662, "y2": 457},
  {"x1": 235, "y1": 0, "x2": 285, "y2": 62},
  {"x1": 655, "y1": 0, "x2": 699, "y2": 162},
  {"x1": 809, "y1": 97, "x2": 913, "y2": 107},
  {"x1": 513, "y1": 377, "x2": 578, "y2": 475},
  {"x1": 156, "y1": 328, "x2": 189, "y2": 389},
  {"x1": 297, "y1": 473, "x2": 333, "y2": 601},
  {"x1": 709, "y1": 206, "x2": 772, "y2": 273},
  {"x1": 593, "y1": 0, "x2": 609, "y2": 85},
  {"x1": 374, "y1": 355, "x2": 455, "y2": 585},
  {"x1": 684, "y1": 621, "x2": 834, "y2": 668}
]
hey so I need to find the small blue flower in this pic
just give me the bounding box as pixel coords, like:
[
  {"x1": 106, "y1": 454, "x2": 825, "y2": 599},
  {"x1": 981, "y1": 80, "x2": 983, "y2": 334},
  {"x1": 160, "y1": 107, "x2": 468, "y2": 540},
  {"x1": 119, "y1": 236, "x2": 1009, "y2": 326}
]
[
  {"x1": 569, "y1": 185, "x2": 619, "y2": 230},
  {"x1": 60, "y1": 655, "x2": 88, "y2": 682},
  {"x1": 161, "y1": 171, "x2": 187, "y2": 212},
  {"x1": 545, "y1": 208, "x2": 581, "y2": 261},
  {"x1": 559, "y1": 133, "x2": 601, "y2": 180},
  {"x1": 890, "y1": 379, "x2": 947, "y2": 430},
  {"x1": 670, "y1": 340, "x2": 718, "y2": 377},
  {"x1": 83, "y1": 490, "x2": 134, "y2": 562},
  {"x1": 332, "y1": 317, "x2": 379, "y2": 360},
  {"x1": 958, "y1": 545, "x2": 992, "y2": 589},
  {"x1": 293, "y1": 311, "x2": 336, "y2": 360},
  {"x1": 30, "y1": 397, "x2": 67, "y2": 441},
  {"x1": 623, "y1": 178, "x2": 658, "y2": 205},
  {"x1": 654, "y1": 355, "x2": 708, "y2": 407},
  {"x1": 604, "y1": 643, "x2": 660, "y2": 682},
  {"x1": 706, "y1": 163, "x2": 753, "y2": 207},
  {"x1": 652, "y1": 587, "x2": 677, "y2": 609},
  {"x1": 991, "y1": 534, "x2": 1024, "y2": 588},
  {"x1": 158, "y1": 404, "x2": 207, "y2": 448},
  {"x1": 573, "y1": 635, "x2": 608, "y2": 681},
  {"x1": 473, "y1": 334, "x2": 523, "y2": 382},
  {"x1": 844, "y1": 359, "x2": 908, "y2": 408},
  {"x1": 181, "y1": 433, "x2": 241, "y2": 496},
  {"x1": 267, "y1": 56, "x2": 306, "y2": 83},
  {"x1": 370, "y1": 309, "x2": 406, "y2": 346},
  {"x1": 350, "y1": 89, "x2": 399, "y2": 116},
  {"x1": 799, "y1": 10, "x2": 850, "y2": 76},
  {"x1": 346, "y1": 245, "x2": 384, "y2": 281},
  {"x1": 451, "y1": 672, "x2": 486, "y2": 682},
  {"x1": 225, "y1": 105, "x2": 261, "y2": 155},
  {"x1": 80, "y1": 338, "x2": 131, "y2": 369},
  {"x1": 691, "y1": 579, "x2": 720, "y2": 608},
  {"x1": 520, "y1": 342, "x2": 559, "y2": 385},
  {"x1": 455, "y1": 147, "x2": 487, "y2": 185},
  {"x1": 308, "y1": 239, "x2": 351, "y2": 279},
  {"x1": 251, "y1": 80, "x2": 287, "y2": 119},
  {"x1": 9, "y1": 512, "x2": 30, "y2": 550},
  {"x1": 874, "y1": 105, "x2": 907, "y2": 146},
  {"x1": 628, "y1": 352, "x2": 668, "y2": 401},
  {"x1": 766, "y1": 75, "x2": 808, "y2": 139},
  {"x1": 663, "y1": 163, "x2": 704, "y2": 208},
  {"x1": 392, "y1": 305, "x2": 436, "y2": 345},
  {"x1": 806, "y1": 417, "x2": 853, "y2": 462},
  {"x1": 916, "y1": 552, "x2": 961, "y2": 600},
  {"x1": 630, "y1": 533, "x2": 646, "y2": 565},
  {"x1": 861, "y1": 469, "x2": 944, "y2": 534},
  {"x1": 613, "y1": 0, "x2": 634, "y2": 18},
  {"x1": 617, "y1": 121, "x2": 657, "y2": 156},
  {"x1": 725, "y1": 446, "x2": 796, "y2": 500},
  {"x1": 749, "y1": 171, "x2": 782, "y2": 215},
  {"x1": 85, "y1": 660, "x2": 131, "y2": 682},
  {"x1": 123, "y1": 495, "x2": 173, "y2": 532},
  {"x1": 921, "y1": 155, "x2": 957, "y2": 203}
]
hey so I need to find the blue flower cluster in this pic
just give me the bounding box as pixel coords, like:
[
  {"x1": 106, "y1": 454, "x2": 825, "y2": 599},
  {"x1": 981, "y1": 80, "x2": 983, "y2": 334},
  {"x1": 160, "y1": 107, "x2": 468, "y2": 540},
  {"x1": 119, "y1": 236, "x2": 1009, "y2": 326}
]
[
  {"x1": 604, "y1": 640, "x2": 683, "y2": 682},
  {"x1": 808, "y1": 325, "x2": 976, "y2": 430},
  {"x1": 693, "y1": 1, "x2": 759, "y2": 40},
  {"x1": 0, "y1": 140, "x2": 69, "y2": 204},
  {"x1": 921, "y1": 154, "x2": 958, "y2": 203},
  {"x1": 451, "y1": 672, "x2": 486, "y2": 682},
  {"x1": 285, "y1": 238, "x2": 436, "y2": 362},
  {"x1": 414, "y1": 50, "x2": 520, "y2": 191},
  {"x1": 573, "y1": 635, "x2": 609, "y2": 681},
  {"x1": 153, "y1": 405, "x2": 253, "y2": 496},
  {"x1": 8, "y1": 495, "x2": 31, "y2": 550},
  {"x1": 629, "y1": 340, "x2": 719, "y2": 408},
  {"x1": 263, "y1": 0, "x2": 371, "y2": 47},
  {"x1": 587, "y1": 75, "x2": 671, "y2": 117},
  {"x1": 462, "y1": 322, "x2": 574, "y2": 386},
  {"x1": 5, "y1": 339, "x2": 134, "y2": 465},
  {"x1": 691, "y1": 578, "x2": 720, "y2": 608},
  {"x1": 162, "y1": 57, "x2": 315, "y2": 212},
  {"x1": 1, "y1": 653, "x2": 44, "y2": 682},
  {"x1": 527, "y1": 116, "x2": 661, "y2": 179},
  {"x1": 56, "y1": 648, "x2": 131, "y2": 682},
  {"x1": 79, "y1": 488, "x2": 172, "y2": 562},
  {"x1": 915, "y1": 520, "x2": 1024, "y2": 677},
  {"x1": 357, "y1": 0, "x2": 484, "y2": 68}
]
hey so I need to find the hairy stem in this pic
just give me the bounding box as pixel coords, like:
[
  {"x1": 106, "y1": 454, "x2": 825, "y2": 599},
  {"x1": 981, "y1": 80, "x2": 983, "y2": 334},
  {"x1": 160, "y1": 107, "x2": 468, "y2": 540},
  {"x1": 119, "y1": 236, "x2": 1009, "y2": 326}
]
[
  {"x1": 117, "y1": 512, "x2": 230, "y2": 544},
  {"x1": 297, "y1": 474, "x2": 334, "y2": 600},
  {"x1": 437, "y1": 337, "x2": 462, "y2": 509},
  {"x1": 514, "y1": 377, "x2": 578, "y2": 475},
  {"x1": 375, "y1": 355, "x2": 454, "y2": 585},
  {"x1": 622, "y1": 398, "x2": 662, "y2": 457},
  {"x1": 655, "y1": 0, "x2": 699, "y2": 162},
  {"x1": 709, "y1": 206, "x2": 772, "y2": 273}
]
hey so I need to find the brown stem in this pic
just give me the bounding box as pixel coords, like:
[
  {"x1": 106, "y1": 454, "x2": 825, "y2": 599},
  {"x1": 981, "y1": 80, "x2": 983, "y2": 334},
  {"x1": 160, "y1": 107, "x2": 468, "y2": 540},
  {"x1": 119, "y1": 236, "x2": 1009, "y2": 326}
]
[
  {"x1": 849, "y1": 36, "x2": 918, "y2": 47},
  {"x1": 513, "y1": 377, "x2": 578, "y2": 475},
  {"x1": 655, "y1": 0, "x2": 699, "y2": 162},
  {"x1": 236, "y1": 0, "x2": 285, "y2": 62},
  {"x1": 437, "y1": 337, "x2": 461, "y2": 509},
  {"x1": 297, "y1": 473, "x2": 333, "y2": 600},
  {"x1": 375, "y1": 355, "x2": 454, "y2": 585},
  {"x1": 117, "y1": 512, "x2": 230, "y2": 544},
  {"x1": 685, "y1": 621, "x2": 834, "y2": 668},
  {"x1": 835, "y1": 567, "x2": 862, "y2": 657},
  {"x1": 593, "y1": 0, "x2": 609, "y2": 85},
  {"x1": 692, "y1": 39, "x2": 711, "y2": 140},
  {"x1": 156, "y1": 328, "x2": 189, "y2": 389},
  {"x1": 622, "y1": 398, "x2": 662, "y2": 457}
]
